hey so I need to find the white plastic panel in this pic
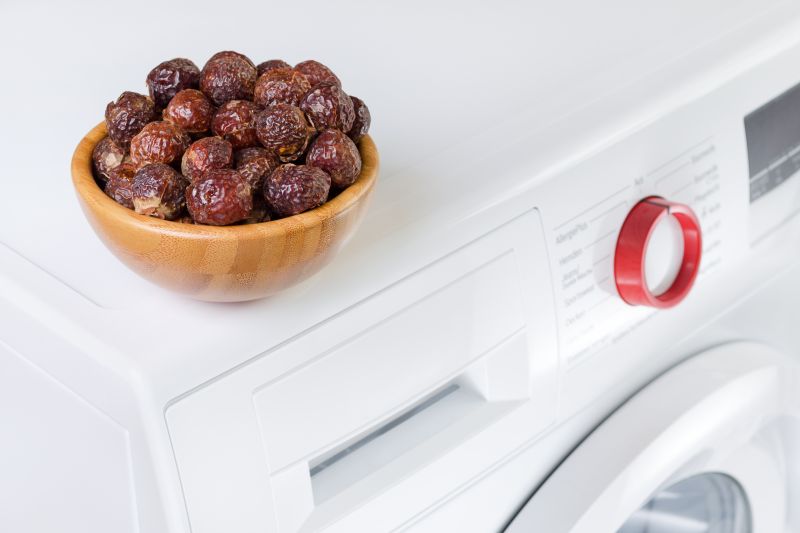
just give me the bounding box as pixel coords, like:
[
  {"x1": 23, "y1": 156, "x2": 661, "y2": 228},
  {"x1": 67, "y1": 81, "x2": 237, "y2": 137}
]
[
  {"x1": 254, "y1": 251, "x2": 525, "y2": 473},
  {"x1": 539, "y1": 132, "x2": 732, "y2": 367},
  {"x1": 506, "y1": 342, "x2": 798, "y2": 533},
  {"x1": 0, "y1": 340, "x2": 137, "y2": 533},
  {"x1": 531, "y1": 32, "x2": 800, "y2": 426},
  {"x1": 165, "y1": 210, "x2": 558, "y2": 533}
]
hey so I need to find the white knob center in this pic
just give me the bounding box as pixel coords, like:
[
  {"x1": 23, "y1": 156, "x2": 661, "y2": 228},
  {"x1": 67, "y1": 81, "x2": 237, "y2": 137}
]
[{"x1": 644, "y1": 215, "x2": 684, "y2": 296}]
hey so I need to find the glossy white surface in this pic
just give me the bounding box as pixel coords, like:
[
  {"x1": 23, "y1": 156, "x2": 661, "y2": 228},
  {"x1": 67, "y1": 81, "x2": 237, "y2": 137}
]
[
  {"x1": 165, "y1": 212, "x2": 558, "y2": 533},
  {"x1": 0, "y1": 0, "x2": 795, "y2": 399},
  {"x1": 2, "y1": 1, "x2": 800, "y2": 532},
  {"x1": 0, "y1": 340, "x2": 137, "y2": 532},
  {"x1": 505, "y1": 342, "x2": 797, "y2": 532}
]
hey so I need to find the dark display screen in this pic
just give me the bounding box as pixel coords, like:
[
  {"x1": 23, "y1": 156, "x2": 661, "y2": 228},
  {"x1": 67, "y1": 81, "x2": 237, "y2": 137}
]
[{"x1": 745, "y1": 81, "x2": 800, "y2": 202}]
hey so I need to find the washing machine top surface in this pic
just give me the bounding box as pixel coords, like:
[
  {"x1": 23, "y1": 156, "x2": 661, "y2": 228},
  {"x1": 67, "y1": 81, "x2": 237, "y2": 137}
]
[{"x1": 0, "y1": 0, "x2": 798, "y2": 399}]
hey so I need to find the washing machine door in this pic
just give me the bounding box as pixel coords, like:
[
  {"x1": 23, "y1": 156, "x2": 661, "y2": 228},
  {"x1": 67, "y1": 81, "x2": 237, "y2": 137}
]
[{"x1": 505, "y1": 342, "x2": 799, "y2": 533}]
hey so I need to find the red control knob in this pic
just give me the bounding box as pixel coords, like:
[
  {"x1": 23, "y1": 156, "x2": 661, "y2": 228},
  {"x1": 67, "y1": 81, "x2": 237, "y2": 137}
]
[{"x1": 614, "y1": 196, "x2": 702, "y2": 308}]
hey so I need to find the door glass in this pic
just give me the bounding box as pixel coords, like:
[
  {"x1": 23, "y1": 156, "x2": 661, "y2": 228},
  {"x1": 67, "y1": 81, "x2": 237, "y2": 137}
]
[{"x1": 617, "y1": 473, "x2": 751, "y2": 533}]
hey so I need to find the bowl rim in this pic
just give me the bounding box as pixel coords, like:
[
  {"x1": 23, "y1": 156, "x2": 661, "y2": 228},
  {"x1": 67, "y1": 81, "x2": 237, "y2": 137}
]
[{"x1": 71, "y1": 121, "x2": 379, "y2": 239}]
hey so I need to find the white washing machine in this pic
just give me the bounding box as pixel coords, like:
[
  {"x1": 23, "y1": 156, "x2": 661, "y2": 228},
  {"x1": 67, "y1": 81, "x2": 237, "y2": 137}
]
[{"x1": 2, "y1": 1, "x2": 800, "y2": 532}]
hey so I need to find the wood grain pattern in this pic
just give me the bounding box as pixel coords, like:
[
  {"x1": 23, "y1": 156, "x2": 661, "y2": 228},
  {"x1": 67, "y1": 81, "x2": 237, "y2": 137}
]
[{"x1": 72, "y1": 122, "x2": 379, "y2": 302}]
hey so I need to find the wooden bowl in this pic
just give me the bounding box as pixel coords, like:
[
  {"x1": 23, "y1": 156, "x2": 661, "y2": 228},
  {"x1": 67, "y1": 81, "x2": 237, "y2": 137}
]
[{"x1": 71, "y1": 122, "x2": 379, "y2": 302}]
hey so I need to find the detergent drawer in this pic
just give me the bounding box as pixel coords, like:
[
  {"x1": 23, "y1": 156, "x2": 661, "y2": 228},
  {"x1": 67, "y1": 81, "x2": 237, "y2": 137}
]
[{"x1": 165, "y1": 210, "x2": 558, "y2": 533}]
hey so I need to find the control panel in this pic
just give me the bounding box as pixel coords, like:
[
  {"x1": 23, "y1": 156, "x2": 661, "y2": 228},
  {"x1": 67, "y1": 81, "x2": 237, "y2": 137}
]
[
  {"x1": 539, "y1": 134, "x2": 727, "y2": 364},
  {"x1": 537, "y1": 42, "x2": 800, "y2": 366}
]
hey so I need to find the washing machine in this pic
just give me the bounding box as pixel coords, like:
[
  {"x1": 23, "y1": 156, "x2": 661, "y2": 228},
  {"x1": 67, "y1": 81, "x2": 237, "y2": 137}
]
[{"x1": 3, "y1": 1, "x2": 800, "y2": 532}]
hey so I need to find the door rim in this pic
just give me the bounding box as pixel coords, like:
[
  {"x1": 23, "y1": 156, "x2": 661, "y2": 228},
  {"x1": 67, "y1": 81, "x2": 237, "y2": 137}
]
[{"x1": 505, "y1": 342, "x2": 797, "y2": 533}]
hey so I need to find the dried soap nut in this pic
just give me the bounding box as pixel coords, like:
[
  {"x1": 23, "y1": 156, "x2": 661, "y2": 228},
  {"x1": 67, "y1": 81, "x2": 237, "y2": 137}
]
[
  {"x1": 104, "y1": 162, "x2": 137, "y2": 209},
  {"x1": 163, "y1": 89, "x2": 215, "y2": 133},
  {"x1": 294, "y1": 60, "x2": 341, "y2": 88},
  {"x1": 254, "y1": 103, "x2": 313, "y2": 162},
  {"x1": 264, "y1": 164, "x2": 331, "y2": 217},
  {"x1": 256, "y1": 59, "x2": 291, "y2": 77},
  {"x1": 200, "y1": 56, "x2": 257, "y2": 106},
  {"x1": 132, "y1": 163, "x2": 188, "y2": 220},
  {"x1": 347, "y1": 96, "x2": 371, "y2": 143},
  {"x1": 130, "y1": 121, "x2": 190, "y2": 167},
  {"x1": 299, "y1": 82, "x2": 355, "y2": 132},
  {"x1": 92, "y1": 136, "x2": 127, "y2": 183},
  {"x1": 105, "y1": 91, "x2": 157, "y2": 146},
  {"x1": 146, "y1": 58, "x2": 201, "y2": 109},
  {"x1": 206, "y1": 51, "x2": 255, "y2": 69},
  {"x1": 234, "y1": 147, "x2": 278, "y2": 190},
  {"x1": 186, "y1": 169, "x2": 253, "y2": 226},
  {"x1": 211, "y1": 100, "x2": 260, "y2": 150},
  {"x1": 244, "y1": 194, "x2": 272, "y2": 224},
  {"x1": 306, "y1": 129, "x2": 362, "y2": 189},
  {"x1": 181, "y1": 136, "x2": 234, "y2": 183},
  {"x1": 253, "y1": 67, "x2": 311, "y2": 107}
]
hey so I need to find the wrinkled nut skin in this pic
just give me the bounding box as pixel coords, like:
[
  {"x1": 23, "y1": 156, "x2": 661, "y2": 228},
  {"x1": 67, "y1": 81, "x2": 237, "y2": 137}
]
[
  {"x1": 105, "y1": 91, "x2": 157, "y2": 147},
  {"x1": 181, "y1": 136, "x2": 233, "y2": 182},
  {"x1": 207, "y1": 51, "x2": 255, "y2": 69},
  {"x1": 163, "y1": 89, "x2": 215, "y2": 133},
  {"x1": 186, "y1": 169, "x2": 253, "y2": 226},
  {"x1": 299, "y1": 82, "x2": 355, "y2": 132},
  {"x1": 234, "y1": 147, "x2": 278, "y2": 190},
  {"x1": 104, "y1": 162, "x2": 137, "y2": 209},
  {"x1": 132, "y1": 163, "x2": 188, "y2": 220},
  {"x1": 211, "y1": 100, "x2": 260, "y2": 150},
  {"x1": 146, "y1": 58, "x2": 201, "y2": 109},
  {"x1": 264, "y1": 164, "x2": 331, "y2": 217},
  {"x1": 92, "y1": 136, "x2": 127, "y2": 183},
  {"x1": 253, "y1": 67, "x2": 311, "y2": 107},
  {"x1": 256, "y1": 59, "x2": 291, "y2": 77},
  {"x1": 254, "y1": 103, "x2": 313, "y2": 163},
  {"x1": 130, "y1": 121, "x2": 191, "y2": 167},
  {"x1": 294, "y1": 60, "x2": 341, "y2": 88},
  {"x1": 347, "y1": 96, "x2": 371, "y2": 143},
  {"x1": 200, "y1": 56, "x2": 257, "y2": 106},
  {"x1": 306, "y1": 129, "x2": 362, "y2": 189}
]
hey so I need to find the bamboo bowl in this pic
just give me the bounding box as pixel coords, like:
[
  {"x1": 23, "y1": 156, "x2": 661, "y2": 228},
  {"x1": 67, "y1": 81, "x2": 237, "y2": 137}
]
[{"x1": 71, "y1": 122, "x2": 379, "y2": 302}]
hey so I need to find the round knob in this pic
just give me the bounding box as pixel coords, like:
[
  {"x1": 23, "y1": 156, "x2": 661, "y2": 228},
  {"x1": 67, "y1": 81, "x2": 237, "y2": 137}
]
[{"x1": 614, "y1": 196, "x2": 702, "y2": 308}]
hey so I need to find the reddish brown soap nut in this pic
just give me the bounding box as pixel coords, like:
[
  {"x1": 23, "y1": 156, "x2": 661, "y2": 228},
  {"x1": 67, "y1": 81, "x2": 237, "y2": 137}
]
[
  {"x1": 299, "y1": 82, "x2": 355, "y2": 133},
  {"x1": 200, "y1": 56, "x2": 257, "y2": 106},
  {"x1": 211, "y1": 100, "x2": 260, "y2": 150},
  {"x1": 105, "y1": 92, "x2": 157, "y2": 147},
  {"x1": 254, "y1": 103, "x2": 313, "y2": 163},
  {"x1": 347, "y1": 96, "x2": 371, "y2": 143},
  {"x1": 163, "y1": 89, "x2": 215, "y2": 133},
  {"x1": 186, "y1": 169, "x2": 253, "y2": 226},
  {"x1": 294, "y1": 60, "x2": 341, "y2": 88},
  {"x1": 130, "y1": 121, "x2": 190, "y2": 168},
  {"x1": 244, "y1": 194, "x2": 272, "y2": 224},
  {"x1": 104, "y1": 163, "x2": 137, "y2": 209},
  {"x1": 264, "y1": 164, "x2": 331, "y2": 217},
  {"x1": 306, "y1": 129, "x2": 362, "y2": 189},
  {"x1": 206, "y1": 51, "x2": 255, "y2": 69},
  {"x1": 181, "y1": 137, "x2": 234, "y2": 183},
  {"x1": 131, "y1": 163, "x2": 188, "y2": 220},
  {"x1": 92, "y1": 136, "x2": 127, "y2": 183},
  {"x1": 146, "y1": 58, "x2": 201, "y2": 109},
  {"x1": 256, "y1": 59, "x2": 291, "y2": 77},
  {"x1": 234, "y1": 147, "x2": 278, "y2": 190},
  {"x1": 253, "y1": 67, "x2": 311, "y2": 107}
]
